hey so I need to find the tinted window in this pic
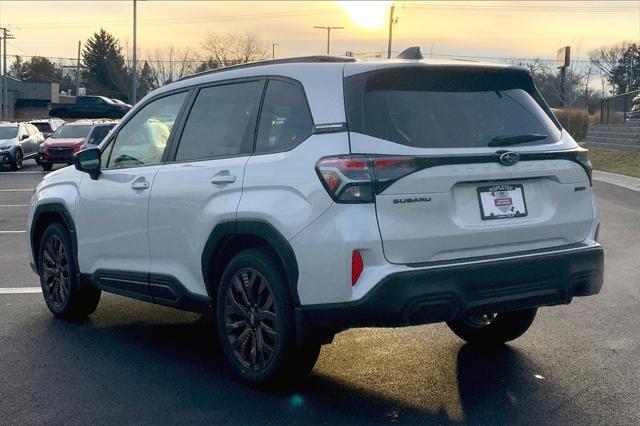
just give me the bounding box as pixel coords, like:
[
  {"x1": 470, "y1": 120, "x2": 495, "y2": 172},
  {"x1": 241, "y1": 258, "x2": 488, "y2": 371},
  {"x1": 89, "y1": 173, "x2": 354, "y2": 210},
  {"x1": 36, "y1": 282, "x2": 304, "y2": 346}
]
[
  {"x1": 106, "y1": 92, "x2": 187, "y2": 169},
  {"x1": 175, "y1": 81, "x2": 263, "y2": 161},
  {"x1": 345, "y1": 67, "x2": 561, "y2": 148},
  {"x1": 88, "y1": 125, "x2": 114, "y2": 145},
  {"x1": 32, "y1": 122, "x2": 53, "y2": 133},
  {"x1": 52, "y1": 125, "x2": 92, "y2": 139},
  {"x1": 255, "y1": 80, "x2": 312, "y2": 154}
]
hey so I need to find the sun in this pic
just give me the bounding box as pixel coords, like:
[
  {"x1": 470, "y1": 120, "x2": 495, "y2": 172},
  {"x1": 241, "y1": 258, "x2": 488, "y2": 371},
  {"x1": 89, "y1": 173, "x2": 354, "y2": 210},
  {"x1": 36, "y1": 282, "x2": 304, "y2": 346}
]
[{"x1": 335, "y1": 1, "x2": 392, "y2": 30}]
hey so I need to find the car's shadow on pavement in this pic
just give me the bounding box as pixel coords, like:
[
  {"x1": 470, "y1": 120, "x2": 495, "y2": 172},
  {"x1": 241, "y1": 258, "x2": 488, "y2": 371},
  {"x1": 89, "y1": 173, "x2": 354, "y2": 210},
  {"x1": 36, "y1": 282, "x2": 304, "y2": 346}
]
[{"x1": 28, "y1": 302, "x2": 579, "y2": 424}]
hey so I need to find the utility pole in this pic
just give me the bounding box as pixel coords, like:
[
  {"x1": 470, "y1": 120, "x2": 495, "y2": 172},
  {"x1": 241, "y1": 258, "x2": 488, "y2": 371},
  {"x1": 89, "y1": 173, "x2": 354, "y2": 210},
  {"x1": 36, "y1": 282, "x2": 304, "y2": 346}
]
[
  {"x1": 132, "y1": 0, "x2": 138, "y2": 104},
  {"x1": 76, "y1": 41, "x2": 81, "y2": 96},
  {"x1": 0, "y1": 27, "x2": 15, "y2": 120},
  {"x1": 387, "y1": 4, "x2": 395, "y2": 59},
  {"x1": 272, "y1": 43, "x2": 279, "y2": 60},
  {"x1": 313, "y1": 26, "x2": 343, "y2": 55}
]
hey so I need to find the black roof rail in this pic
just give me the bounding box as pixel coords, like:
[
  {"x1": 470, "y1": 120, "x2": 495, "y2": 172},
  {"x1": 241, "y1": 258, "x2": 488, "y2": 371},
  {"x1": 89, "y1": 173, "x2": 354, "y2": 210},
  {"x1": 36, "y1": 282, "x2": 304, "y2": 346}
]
[{"x1": 177, "y1": 55, "x2": 356, "y2": 82}]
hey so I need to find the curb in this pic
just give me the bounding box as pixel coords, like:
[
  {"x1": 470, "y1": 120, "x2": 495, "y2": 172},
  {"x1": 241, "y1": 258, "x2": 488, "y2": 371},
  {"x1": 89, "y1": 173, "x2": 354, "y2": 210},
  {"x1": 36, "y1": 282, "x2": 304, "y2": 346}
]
[{"x1": 593, "y1": 170, "x2": 640, "y2": 192}]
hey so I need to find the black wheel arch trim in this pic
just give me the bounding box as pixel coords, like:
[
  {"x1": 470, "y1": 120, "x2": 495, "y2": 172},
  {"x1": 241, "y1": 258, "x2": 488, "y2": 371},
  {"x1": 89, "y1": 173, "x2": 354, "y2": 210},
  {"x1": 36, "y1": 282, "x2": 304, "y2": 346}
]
[
  {"x1": 31, "y1": 203, "x2": 78, "y2": 268},
  {"x1": 201, "y1": 220, "x2": 301, "y2": 306}
]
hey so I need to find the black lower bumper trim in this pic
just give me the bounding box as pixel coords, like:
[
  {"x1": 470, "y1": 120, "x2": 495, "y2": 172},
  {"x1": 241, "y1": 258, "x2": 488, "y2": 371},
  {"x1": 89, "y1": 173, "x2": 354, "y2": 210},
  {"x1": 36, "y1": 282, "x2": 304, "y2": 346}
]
[{"x1": 296, "y1": 245, "x2": 604, "y2": 345}]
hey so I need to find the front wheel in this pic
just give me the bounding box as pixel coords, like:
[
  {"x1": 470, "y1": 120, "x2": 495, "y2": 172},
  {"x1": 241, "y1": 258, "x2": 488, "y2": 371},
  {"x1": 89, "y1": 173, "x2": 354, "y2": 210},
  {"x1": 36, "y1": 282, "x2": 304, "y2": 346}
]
[
  {"x1": 447, "y1": 308, "x2": 537, "y2": 346},
  {"x1": 41, "y1": 162, "x2": 53, "y2": 171},
  {"x1": 10, "y1": 149, "x2": 23, "y2": 171},
  {"x1": 216, "y1": 248, "x2": 320, "y2": 386},
  {"x1": 38, "y1": 222, "x2": 101, "y2": 319}
]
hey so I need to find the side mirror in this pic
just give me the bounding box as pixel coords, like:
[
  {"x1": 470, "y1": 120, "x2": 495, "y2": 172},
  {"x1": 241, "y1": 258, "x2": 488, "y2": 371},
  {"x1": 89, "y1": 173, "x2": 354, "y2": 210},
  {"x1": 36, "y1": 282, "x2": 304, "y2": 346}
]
[
  {"x1": 20, "y1": 134, "x2": 29, "y2": 141},
  {"x1": 74, "y1": 147, "x2": 101, "y2": 180}
]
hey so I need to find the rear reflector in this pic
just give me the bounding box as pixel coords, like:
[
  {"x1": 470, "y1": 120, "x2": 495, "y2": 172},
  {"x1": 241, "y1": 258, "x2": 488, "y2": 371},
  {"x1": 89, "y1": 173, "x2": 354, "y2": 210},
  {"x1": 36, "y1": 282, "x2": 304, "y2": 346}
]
[{"x1": 351, "y1": 250, "x2": 364, "y2": 286}]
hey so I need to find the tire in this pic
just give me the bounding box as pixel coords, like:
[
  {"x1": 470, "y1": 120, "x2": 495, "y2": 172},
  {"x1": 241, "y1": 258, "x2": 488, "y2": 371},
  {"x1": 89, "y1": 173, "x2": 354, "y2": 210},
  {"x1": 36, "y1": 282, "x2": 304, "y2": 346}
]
[
  {"x1": 10, "y1": 149, "x2": 23, "y2": 171},
  {"x1": 216, "y1": 248, "x2": 320, "y2": 386},
  {"x1": 41, "y1": 162, "x2": 53, "y2": 171},
  {"x1": 38, "y1": 222, "x2": 101, "y2": 319},
  {"x1": 447, "y1": 308, "x2": 537, "y2": 346}
]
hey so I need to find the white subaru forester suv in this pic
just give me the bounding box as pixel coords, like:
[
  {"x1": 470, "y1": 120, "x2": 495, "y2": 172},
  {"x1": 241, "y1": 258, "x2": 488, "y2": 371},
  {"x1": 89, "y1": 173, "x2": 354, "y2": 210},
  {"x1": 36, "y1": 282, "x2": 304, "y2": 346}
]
[{"x1": 28, "y1": 54, "x2": 604, "y2": 385}]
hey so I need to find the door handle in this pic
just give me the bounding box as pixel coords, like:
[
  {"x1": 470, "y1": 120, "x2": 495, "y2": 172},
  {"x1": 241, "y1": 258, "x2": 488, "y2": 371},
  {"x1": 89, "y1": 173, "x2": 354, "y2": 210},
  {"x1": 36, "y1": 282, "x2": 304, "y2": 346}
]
[
  {"x1": 211, "y1": 172, "x2": 236, "y2": 185},
  {"x1": 131, "y1": 178, "x2": 150, "y2": 190}
]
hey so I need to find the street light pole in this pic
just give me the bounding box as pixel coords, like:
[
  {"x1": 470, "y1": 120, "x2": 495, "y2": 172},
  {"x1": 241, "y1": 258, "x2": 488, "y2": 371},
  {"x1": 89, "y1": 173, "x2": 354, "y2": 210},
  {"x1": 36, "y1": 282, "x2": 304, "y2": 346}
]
[
  {"x1": 132, "y1": 0, "x2": 137, "y2": 104},
  {"x1": 387, "y1": 4, "x2": 395, "y2": 59},
  {"x1": 313, "y1": 26, "x2": 344, "y2": 55},
  {"x1": 272, "y1": 43, "x2": 279, "y2": 60}
]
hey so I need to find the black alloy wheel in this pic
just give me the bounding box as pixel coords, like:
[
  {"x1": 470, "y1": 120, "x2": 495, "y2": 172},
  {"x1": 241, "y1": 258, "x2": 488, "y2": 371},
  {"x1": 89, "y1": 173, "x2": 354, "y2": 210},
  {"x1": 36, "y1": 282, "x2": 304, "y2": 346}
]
[
  {"x1": 11, "y1": 149, "x2": 23, "y2": 171},
  {"x1": 223, "y1": 268, "x2": 279, "y2": 371},
  {"x1": 41, "y1": 234, "x2": 70, "y2": 309}
]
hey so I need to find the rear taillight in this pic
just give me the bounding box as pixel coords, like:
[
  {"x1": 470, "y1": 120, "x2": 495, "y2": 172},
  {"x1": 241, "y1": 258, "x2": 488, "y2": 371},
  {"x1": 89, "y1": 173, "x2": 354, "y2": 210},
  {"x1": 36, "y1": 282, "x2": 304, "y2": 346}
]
[
  {"x1": 316, "y1": 155, "x2": 419, "y2": 203},
  {"x1": 575, "y1": 149, "x2": 593, "y2": 186}
]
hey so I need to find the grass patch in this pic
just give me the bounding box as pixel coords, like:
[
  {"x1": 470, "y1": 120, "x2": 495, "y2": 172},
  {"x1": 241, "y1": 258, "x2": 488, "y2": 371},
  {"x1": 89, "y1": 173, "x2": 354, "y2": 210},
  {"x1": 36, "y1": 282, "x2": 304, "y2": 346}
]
[{"x1": 587, "y1": 148, "x2": 640, "y2": 178}]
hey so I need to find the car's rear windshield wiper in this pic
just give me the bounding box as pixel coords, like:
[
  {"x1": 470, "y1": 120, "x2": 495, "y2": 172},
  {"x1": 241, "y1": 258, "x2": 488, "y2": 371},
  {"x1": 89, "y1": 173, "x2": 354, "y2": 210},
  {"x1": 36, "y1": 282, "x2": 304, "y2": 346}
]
[{"x1": 488, "y1": 133, "x2": 548, "y2": 147}]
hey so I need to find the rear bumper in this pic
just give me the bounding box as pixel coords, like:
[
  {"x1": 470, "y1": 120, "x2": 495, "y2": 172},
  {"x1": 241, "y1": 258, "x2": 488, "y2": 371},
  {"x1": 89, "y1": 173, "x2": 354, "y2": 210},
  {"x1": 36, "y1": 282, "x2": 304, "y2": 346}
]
[{"x1": 296, "y1": 244, "x2": 604, "y2": 345}]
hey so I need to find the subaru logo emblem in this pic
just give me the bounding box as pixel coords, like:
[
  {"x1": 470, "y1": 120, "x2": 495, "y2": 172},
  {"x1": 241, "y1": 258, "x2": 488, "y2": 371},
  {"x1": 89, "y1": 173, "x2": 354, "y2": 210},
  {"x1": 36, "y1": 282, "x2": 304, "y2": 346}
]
[{"x1": 499, "y1": 151, "x2": 520, "y2": 166}]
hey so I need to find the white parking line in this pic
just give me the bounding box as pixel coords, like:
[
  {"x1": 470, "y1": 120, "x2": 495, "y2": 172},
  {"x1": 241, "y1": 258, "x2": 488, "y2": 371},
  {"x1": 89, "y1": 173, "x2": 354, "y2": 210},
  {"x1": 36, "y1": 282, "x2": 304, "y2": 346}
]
[
  {"x1": 0, "y1": 204, "x2": 29, "y2": 207},
  {"x1": 0, "y1": 171, "x2": 47, "y2": 174},
  {"x1": 0, "y1": 231, "x2": 27, "y2": 234},
  {"x1": 0, "y1": 189, "x2": 33, "y2": 192},
  {"x1": 0, "y1": 287, "x2": 41, "y2": 294}
]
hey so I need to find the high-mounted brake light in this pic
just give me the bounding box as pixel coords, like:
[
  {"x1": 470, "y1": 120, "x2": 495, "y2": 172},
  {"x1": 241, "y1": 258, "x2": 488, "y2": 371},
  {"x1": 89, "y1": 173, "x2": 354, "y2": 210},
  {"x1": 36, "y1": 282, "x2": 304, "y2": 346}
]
[{"x1": 315, "y1": 155, "x2": 419, "y2": 203}]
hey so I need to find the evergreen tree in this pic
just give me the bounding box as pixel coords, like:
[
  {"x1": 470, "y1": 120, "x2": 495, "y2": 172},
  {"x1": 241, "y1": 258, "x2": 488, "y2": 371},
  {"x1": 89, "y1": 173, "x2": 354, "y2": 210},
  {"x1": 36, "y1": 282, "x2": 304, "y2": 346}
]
[
  {"x1": 83, "y1": 29, "x2": 129, "y2": 100},
  {"x1": 137, "y1": 61, "x2": 156, "y2": 98},
  {"x1": 609, "y1": 44, "x2": 640, "y2": 94}
]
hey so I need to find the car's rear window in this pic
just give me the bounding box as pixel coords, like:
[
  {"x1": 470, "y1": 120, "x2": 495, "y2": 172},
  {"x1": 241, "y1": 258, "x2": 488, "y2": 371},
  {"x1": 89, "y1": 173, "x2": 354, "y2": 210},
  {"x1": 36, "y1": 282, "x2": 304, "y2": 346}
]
[
  {"x1": 344, "y1": 67, "x2": 561, "y2": 149},
  {"x1": 51, "y1": 125, "x2": 93, "y2": 139},
  {"x1": 32, "y1": 122, "x2": 52, "y2": 133}
]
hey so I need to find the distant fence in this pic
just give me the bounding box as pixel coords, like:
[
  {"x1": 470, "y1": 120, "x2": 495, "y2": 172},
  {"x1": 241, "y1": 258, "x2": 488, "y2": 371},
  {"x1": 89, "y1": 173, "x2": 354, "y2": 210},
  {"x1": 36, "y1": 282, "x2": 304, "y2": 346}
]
[{"x1": 599, "y1": 90, "x2": 640, "y2": 125}]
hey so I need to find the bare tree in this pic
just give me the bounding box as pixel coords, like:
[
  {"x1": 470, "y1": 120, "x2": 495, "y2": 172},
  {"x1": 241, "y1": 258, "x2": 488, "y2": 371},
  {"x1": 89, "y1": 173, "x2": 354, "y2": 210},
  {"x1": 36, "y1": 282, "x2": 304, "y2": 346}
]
[
  {"x1": 589, "y1": 41, "x2": 628, "y2": 97},
  {"x1": 201, "y1": 32, "x2": 268, "y2": 68},
  {"x1": 144, "y1": 46, "x2": 198, "y2": 87}
]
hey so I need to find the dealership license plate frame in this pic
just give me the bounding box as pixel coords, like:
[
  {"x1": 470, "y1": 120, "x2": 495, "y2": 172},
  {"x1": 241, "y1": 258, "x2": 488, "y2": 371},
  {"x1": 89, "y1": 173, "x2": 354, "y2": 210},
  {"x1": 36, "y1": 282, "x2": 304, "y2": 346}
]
[{"x1": 477, "y1": 184, "x2": 528, "y2": 220}]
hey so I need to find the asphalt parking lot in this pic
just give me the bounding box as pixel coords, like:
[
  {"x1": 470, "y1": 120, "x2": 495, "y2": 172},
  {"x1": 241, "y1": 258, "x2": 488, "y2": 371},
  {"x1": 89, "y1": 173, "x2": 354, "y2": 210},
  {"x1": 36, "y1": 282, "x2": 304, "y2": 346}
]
[{"x1": 1, "y1": 160, "x2": 639, "y2": 424}]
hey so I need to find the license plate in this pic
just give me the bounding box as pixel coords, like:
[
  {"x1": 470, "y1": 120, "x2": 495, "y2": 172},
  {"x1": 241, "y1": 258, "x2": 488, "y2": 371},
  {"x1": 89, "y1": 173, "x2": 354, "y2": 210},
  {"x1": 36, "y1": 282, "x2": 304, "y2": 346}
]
[{"x1": 477, "y1": 184, "x2": 527, "y2": 220}]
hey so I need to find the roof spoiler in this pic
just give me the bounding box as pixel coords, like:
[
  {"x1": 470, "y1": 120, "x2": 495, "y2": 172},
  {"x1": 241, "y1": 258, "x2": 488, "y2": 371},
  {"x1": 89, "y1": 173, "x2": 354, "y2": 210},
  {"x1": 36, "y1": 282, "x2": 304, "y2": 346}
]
[{"x1": 396, "y1": 46, "x2": 423, "y2": 60}]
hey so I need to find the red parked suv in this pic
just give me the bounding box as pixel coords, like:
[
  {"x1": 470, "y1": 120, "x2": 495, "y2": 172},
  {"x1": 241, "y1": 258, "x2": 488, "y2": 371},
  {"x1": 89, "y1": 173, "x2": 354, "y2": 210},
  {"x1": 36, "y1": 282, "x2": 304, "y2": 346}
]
[{"x1": 39, "y1": 119, "x2": 117, "y2": 170}]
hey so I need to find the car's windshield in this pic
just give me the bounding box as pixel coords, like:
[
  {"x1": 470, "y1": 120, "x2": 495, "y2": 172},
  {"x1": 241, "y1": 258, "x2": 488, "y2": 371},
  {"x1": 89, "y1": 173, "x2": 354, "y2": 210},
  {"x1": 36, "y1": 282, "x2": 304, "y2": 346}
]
[
  {"x1": 345, "y1": 67, "x2": 561, "y2": 148},
  {"x1": 51, "y1": 125, "x2": 93, "y2": 139},
  {"x1": 0, "y1": 127, "x2": 18, "y2": 139}
]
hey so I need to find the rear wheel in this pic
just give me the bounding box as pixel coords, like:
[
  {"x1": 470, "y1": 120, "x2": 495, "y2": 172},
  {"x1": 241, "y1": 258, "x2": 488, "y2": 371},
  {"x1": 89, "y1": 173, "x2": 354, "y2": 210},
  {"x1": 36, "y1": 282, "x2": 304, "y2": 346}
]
[
  {"x1": 10, "y1": 149, "x2": 23, "y2": 171},
  {"x1": 447, "y1": 308, "x2": 537, "y2": 346},
  {"x1": 41, "y1": 162, "x2": 53, "y2": 171},
  {"x1": 216, "y1": 248, "x2": 320, "y2": 386},
  {"x1": 38, "y1": 222, "x2": 101, "y2": 319}
]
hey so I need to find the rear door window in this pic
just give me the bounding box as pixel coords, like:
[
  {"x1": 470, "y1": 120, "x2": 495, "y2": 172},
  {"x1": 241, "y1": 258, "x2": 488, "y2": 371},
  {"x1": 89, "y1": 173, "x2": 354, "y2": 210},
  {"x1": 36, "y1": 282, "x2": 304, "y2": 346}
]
[
  {"x1": 175, "y1": 80, "x2": 264, "y2": 161},
  {"x1": 345, "y1": 67, "x2": 561, "y2": 148},
  {"x1": 255, "y1": 79, "x2": 313, "y2": 154}
]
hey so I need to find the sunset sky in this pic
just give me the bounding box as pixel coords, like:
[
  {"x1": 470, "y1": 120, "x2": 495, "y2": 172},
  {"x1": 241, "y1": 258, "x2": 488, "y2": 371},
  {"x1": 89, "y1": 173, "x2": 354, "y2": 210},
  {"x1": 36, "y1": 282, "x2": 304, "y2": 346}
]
[{"x1": 0, "y1": 1, "x2": 638, "y2": 66}]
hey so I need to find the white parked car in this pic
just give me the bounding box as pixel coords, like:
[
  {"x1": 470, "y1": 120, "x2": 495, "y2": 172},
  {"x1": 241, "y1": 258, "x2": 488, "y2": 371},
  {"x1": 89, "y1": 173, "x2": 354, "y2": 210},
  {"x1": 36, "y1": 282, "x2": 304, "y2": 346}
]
[{"x1": 28, "y1": 56, "x2": 604, "y2": 385}]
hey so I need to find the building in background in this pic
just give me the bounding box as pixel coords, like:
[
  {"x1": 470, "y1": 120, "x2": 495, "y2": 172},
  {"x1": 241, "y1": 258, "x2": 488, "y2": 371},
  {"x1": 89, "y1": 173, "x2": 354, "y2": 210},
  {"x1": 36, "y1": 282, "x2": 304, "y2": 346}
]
[{"x1": 3, "y1": 77, "x2": 60, "y2": 120}]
